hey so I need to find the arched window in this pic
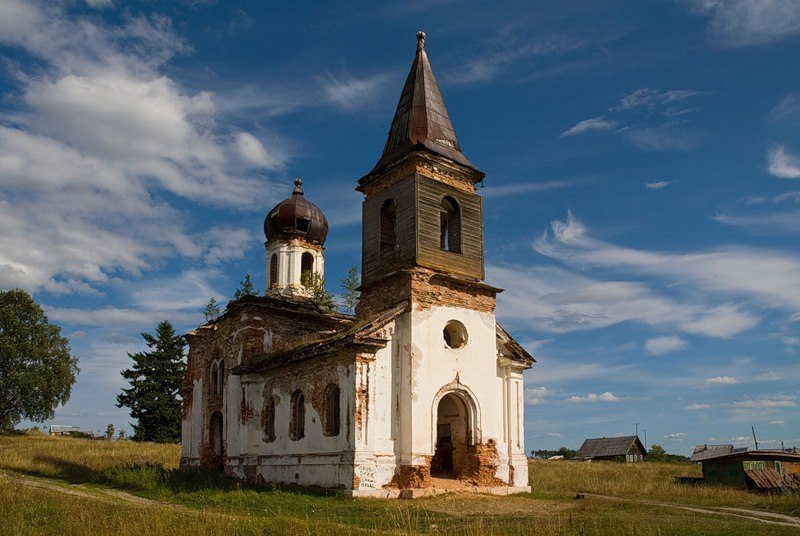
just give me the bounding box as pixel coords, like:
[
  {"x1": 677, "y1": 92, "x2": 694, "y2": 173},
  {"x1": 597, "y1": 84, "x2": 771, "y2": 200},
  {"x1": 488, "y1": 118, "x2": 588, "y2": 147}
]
[
  {"x1": 440, "y1": 196, "x2": 462, "y2": 253},
  {"x1": 264, "y1": 396, "x2": 276, "y2": 443},
  {"x1": 269, "y1": 253, "x2": 279, "y2": 289},
  {"x1": 380, "y1": 199, "x2": 397, "y2": 254},
  {"x1": 323, "y1": 384, "x2": 341, "y2": 437},
  {"x1": 290, "y1": 390, "x2": 305, "y2": 440},
  {"x1": 210, "y1": 411, "x2": 224, "y2": 458},
  {"x1": 300, "y1": 252, "x2": 314, "y2": 287},
  {"x1": 211, "y1": 361, "x2": 219, "y2": 395}
]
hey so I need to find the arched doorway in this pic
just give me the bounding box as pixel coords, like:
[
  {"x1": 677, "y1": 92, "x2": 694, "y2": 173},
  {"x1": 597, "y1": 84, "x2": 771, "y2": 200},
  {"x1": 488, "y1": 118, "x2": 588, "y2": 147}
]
[
  {"x1": 210, "y1": 411, "x2": 224, "y2": 467},
  {"x1": 431, "y1": 393, "x2": 470, "y2": 477}
]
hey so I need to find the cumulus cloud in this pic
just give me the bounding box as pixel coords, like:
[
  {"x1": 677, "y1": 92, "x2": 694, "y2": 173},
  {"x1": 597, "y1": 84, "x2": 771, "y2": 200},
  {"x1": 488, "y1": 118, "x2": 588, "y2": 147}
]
[
  {"x1": 768, "y1": 146, "x2": 800, "y2": 179},
  {"x1": 664, "y1": 432, "x2": 688, "y2": 440},
  {"x1": 566, "y1": 392, "x2": 622, "y2": 403},
  {"x1": 706, "y1": 376, "x2": 738, "y2": 384},
  {"x1": 560, "y1": 117, "x2": 618, "y2": 137},
  {"x1": 645, "y1": 336, "x2": 688, "y2": 355},
  {"x1": 0, "y1": 2, "x2": 280, "y2": 293},
  {"x1": 525, "y1": 386, "x2": 550, "y2": 405},
  {"x1": 684, "y1": 0, "x2": 800, "y2": 47}
]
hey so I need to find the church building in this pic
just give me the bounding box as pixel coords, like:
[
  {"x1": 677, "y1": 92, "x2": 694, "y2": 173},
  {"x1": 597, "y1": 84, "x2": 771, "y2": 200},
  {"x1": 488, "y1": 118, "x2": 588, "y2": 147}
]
[{"x1": 180, "y1": 32, "x2": 535, "y2": 498}]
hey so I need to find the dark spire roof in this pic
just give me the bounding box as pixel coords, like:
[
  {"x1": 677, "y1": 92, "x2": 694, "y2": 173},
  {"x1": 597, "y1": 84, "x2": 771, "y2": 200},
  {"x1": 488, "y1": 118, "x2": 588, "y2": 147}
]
[{"x1": 368, "y1": 31, "x2": 477, "y2": 175}]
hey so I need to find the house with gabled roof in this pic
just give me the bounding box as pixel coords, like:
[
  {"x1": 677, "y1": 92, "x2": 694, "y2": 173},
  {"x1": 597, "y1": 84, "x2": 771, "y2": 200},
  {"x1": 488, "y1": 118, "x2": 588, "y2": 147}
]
[{"x1": 575, "y1": 436, "x2": 647, "y2": 462}]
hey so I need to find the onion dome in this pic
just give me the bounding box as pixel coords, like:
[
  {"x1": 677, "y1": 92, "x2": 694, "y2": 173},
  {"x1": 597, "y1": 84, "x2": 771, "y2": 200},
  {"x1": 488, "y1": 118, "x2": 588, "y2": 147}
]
[{"x1": 264, "y1": 179, "x2": 329, "y2": 245}]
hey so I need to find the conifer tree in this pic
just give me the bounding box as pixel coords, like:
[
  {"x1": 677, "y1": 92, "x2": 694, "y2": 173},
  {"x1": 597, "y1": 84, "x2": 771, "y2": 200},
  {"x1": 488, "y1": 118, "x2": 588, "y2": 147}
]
[
  {"x1": 116, "y1": 321, "x2": 185, "y2": 443},
  {"x1": 234, "y1": 273, "x2": 258, "y2": 299},
  {"x1": 203, "y1": 297, "x2": 221, "y2": 323},
  {"x1": 339, "y1": 266, "x2": 360, "y2": 314}
]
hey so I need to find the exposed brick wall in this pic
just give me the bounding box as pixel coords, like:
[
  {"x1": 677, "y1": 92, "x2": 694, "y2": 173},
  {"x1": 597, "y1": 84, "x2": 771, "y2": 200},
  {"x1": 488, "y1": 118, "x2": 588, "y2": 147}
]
[
  {"x1": 358, "y1": 267, "x2": 496, "y2": 318},
  {"x1": 183, "y1": 298, "x2": 354, "y2": 467}
]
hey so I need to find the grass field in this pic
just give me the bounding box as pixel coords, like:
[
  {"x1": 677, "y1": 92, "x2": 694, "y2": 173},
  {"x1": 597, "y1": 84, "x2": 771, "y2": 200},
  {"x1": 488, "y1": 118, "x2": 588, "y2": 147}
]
[{"x1": 1, "y1": 431, "x2": 799, "y2": 535}]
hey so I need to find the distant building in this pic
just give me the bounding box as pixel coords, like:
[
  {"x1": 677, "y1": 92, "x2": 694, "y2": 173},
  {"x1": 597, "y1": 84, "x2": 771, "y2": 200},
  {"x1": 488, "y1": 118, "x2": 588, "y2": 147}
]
[
  {"x1": 699, "y1": 450, "x2": 800, "y2": 492},
  {"x1": 48, "y1": 425, "x2": 80, "y2": 436},
  {"x1": 690, "y1": 444, "x2": 747, "y2": 463},
  {"x1": 575, "y1": 436, "x2": 647, "y2": 462}
]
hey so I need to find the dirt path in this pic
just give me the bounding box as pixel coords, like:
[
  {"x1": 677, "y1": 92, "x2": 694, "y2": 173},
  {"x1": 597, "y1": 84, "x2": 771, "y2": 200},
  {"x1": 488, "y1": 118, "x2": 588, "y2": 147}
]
[
  {"x1": 584, "y1": 493, "x2": 800, "y2": 528},
  {"x1": 0, "y1": 471, "x2": 217, "y2": 515},
  {"x1": 5, "y1": 470, "x2": 800, "y2": 531}
]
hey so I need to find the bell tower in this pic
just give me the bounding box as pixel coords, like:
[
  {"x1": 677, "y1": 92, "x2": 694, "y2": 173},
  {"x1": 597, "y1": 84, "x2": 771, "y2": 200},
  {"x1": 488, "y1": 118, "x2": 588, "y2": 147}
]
[{"x1": 357, "y1": 31, "x2": 496, "y2": 317}]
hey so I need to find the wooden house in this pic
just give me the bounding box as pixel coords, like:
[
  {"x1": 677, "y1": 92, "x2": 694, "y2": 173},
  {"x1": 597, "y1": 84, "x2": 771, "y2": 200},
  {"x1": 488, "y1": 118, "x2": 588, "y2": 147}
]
[
  {"x1": 575, "y1": 436, "x2": 647, "y2": 462},
  {"x1": 699, "y1": 450, "x2": 800, "y2": 492}
]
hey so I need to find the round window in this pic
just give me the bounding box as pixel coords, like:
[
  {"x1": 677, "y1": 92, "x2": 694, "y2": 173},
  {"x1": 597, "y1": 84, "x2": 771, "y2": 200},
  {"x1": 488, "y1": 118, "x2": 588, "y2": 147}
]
[{"x1": 443, "y1": 320, "x2": 468, "y2": 349}]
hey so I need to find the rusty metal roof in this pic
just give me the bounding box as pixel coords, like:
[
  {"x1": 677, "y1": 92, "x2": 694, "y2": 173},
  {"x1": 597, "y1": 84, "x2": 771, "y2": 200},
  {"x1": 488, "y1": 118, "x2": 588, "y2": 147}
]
[
  {"x1": 264, "y1": 179, "x2": 329, "y2": 245},
  {"x1": 365, "y1": 32, "x2": 479, "y2": 178},
  {"x1": 575, "y1": 436, "x2": 646, "y2": 459},
  {"x1": 745, "y1": 468, "x2": 800, "y2": 492}
]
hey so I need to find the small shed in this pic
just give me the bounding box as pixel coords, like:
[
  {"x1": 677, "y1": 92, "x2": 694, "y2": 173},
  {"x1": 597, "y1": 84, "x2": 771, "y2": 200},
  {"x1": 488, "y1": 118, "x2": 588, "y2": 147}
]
[
  {"x1": 575, "y1": 436, "x2": 647, "y2": 462},
  {"x1": 700, "y1": 450, "x2": 800, "y2": 492}
]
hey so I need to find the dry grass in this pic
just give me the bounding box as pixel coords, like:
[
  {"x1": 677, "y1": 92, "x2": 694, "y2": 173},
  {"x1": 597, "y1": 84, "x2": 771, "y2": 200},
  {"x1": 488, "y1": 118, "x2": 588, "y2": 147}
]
[
  {"x1": 529, "y1": 459, "x2": 800, "y2": 516},
  {"x1": 1, "y1": 432, "x2": 799, "y2": 535}
]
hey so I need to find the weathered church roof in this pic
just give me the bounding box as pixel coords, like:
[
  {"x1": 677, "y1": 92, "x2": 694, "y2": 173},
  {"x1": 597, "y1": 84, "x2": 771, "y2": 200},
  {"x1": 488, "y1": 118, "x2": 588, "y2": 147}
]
[
  {"x1": 264, "y1": 179, "x2": 329, "y2": 245},
  {"x1": 496, "y1": 324, "x2": 535, "y2": 367},
  {"x1": 231, "y1": 304, "x2": 407, "y2": 374},
  {"x1": 575, "y1": 436, "x2": 646, "y2": 460},
  {"x1": 363, "y1": 32, "x2": 480, "y2": 180}
]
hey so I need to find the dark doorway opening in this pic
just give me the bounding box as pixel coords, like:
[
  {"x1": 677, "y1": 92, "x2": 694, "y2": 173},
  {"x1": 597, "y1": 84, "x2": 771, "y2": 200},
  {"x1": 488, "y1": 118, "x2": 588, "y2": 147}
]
[{"x1": 431, "y1": 393, "x2": 469, "y2": 477}]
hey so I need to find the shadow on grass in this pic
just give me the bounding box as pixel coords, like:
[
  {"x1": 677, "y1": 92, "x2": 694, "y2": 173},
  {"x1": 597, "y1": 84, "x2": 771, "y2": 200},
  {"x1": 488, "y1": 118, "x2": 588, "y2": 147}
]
[{"x1": 94, "y1": 462, "x2": 346, "y2": 500}]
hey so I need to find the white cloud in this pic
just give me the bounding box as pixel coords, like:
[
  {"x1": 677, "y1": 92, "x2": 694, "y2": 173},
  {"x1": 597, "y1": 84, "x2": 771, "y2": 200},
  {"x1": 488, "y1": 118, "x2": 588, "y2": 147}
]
[
  {"x1": 731, "y1": 394, "x2": 797, "y2": 408},
  {"x1": 318, "y1": 71, "x2": 391, "y2": 112},
  {"x1": 533, "y1": 212, "x2": 800, "y2": 329},
  {"x1": 645, "y1": 181, "x2": 675, "y2": 190},
  {"x1": 560, "y1": 117, "x2": 618, "y2": 137},
  {"x1": 768, "y1": 146, "x2": 800, "y2": 179},
  {"x1": 525, "y1": 386, "x2": 550, "y2": 405},
  {"x1": 482, "y1": 180, "x2": 578, "y2": 198},
  {"x1": 0, "y1": 2, "x2": 281, "y2": 294},
  {"x1": 754, "y1": 371, "x2": 782, "y2": 381},
  {"x1": 706, "y1": 376, "x2": 738, "y2": 384},
  {"x1": 769, "y1": 420, "x2": 785, "y2": 426},
  {"x1": 628, "y1": 122, "x2": 702, "y2": 152},
  {"x1": 685, "y1": 0, "x2": 800, "y2": 47},
  {"x1": 566, "y1": 392, "x2": 622, "y2": 403},
  {"x1": 645, "y1": 336, "x2": 688, "y2": 355},
  {"x1": 664, "y1": 432, "x2": 688, "y2": 440},
  {"x1": 611, "y1": 88, "x2": 704, "y2": 112},
  {"x1": 684, "y1": 403, "x2": 712, "y2": 410}
]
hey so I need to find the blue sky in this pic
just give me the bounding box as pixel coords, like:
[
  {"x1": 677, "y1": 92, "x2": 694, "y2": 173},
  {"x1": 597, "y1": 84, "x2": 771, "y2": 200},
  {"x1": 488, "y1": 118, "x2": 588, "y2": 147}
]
[{"x1": 2, "y1": 1, "x2": 798, "y2": 454}]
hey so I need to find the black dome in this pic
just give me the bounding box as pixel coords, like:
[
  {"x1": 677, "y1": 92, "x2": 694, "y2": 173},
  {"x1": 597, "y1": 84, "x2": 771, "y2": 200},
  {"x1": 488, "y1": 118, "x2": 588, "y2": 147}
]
[{"x1": 264, "y1": 179, "x2": 329, "y2": 245}]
